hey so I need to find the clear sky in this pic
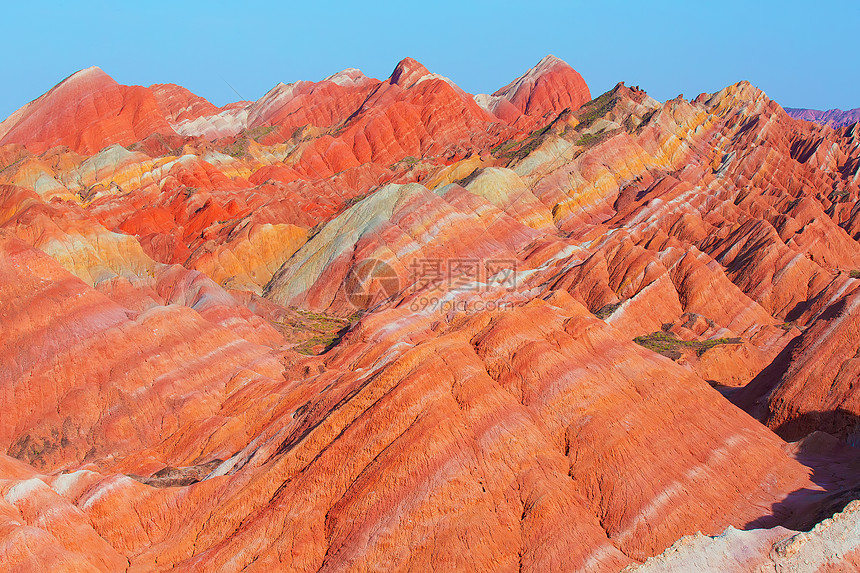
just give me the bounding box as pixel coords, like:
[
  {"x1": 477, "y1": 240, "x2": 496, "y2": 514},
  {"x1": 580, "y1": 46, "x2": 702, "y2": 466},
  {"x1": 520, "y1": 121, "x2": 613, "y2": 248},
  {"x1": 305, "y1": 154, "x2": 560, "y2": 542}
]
[{"x1": 1, "y1": 0, "x2": 857, "y2": 120}]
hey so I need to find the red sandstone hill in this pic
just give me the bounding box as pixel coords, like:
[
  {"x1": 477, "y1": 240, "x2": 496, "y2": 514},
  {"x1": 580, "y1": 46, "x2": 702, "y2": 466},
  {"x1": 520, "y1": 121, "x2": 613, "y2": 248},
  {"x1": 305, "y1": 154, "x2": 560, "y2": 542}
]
[
  {"x1": 487, "y1": 54, "x2": 591, "y2": 126},
  {"x1": 1, "y1": 58, "x2": 860, "y2": 571},
  {"x1": 0, "y1": 67, "x2": 176, "y2": 154}
]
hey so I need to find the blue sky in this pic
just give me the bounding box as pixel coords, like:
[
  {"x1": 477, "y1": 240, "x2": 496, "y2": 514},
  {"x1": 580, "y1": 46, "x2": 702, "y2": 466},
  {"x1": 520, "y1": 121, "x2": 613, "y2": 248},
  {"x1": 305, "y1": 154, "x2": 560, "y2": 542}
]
[{"x1": 1, "y1": 0, "x2": 857, "y2": 120}]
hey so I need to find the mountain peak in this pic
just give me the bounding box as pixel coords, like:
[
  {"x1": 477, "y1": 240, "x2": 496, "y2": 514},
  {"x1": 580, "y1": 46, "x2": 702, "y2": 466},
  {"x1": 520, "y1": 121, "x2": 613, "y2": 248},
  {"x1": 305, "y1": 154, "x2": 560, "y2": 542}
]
[
  {"x1": 388, "y1": 57, "x2": 432, "y2": 88},
  {"x1": 0, "y1": 65, "x2": 167, "y2": 153},
  {"x1": 323, "y1": 68, "x2": 371, "y2": 87},
  {"x1": 492, "y1": 55, "x2": 574, "y2": 99},
  {"x1": 533, "y1": 54, "x2": 567, "y2": 72},
  {"x1": 54, "y1": 66, "x2": 118, "y2": 92},
  {"x1": 492, "y1": 54, "x2": 590, "y2": 118},
  {"x1": 70, "y1": 65, "x2": 109, "y2": 79}
]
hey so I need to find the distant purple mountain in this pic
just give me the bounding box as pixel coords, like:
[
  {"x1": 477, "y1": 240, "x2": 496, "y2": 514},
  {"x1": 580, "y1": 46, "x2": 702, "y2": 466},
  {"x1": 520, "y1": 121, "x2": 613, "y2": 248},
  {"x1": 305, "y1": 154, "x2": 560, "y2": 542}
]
[{"x1": 786, "y1": 107, "x2": 860, "y2": 128}]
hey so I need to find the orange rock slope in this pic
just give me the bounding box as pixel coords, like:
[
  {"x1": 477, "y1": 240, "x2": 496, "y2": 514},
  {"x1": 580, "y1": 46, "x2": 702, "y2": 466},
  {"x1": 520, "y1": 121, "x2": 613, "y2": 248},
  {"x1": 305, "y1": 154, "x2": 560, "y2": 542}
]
[{"x1": 1, "y1": 55, "x2": 860, "y2": 572}]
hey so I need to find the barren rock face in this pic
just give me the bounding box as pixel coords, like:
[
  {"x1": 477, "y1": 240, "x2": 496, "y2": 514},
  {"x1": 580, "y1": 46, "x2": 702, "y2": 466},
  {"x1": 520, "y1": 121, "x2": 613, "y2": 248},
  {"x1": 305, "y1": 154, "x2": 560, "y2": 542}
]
[
  {"x1": 737, "y1": 287, "x2": 860, "y2": 444},
  {"x1": 627, "y1": 499, "x2": 860, "y2": 572},
  {"x1": 1, "y1": 56, "x2": 860, "y2": 572}
]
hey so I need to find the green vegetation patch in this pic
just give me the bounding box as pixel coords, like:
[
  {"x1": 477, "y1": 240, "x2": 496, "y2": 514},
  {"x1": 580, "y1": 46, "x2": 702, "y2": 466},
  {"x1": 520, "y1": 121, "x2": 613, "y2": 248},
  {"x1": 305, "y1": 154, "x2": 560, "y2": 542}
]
[
  {"x1": 493, "y1": 124, "x2": 553, "y2": 162},
  {"x1": 490, "y1": 139, "x2": 519, "y2": 156},
  {"x1": 633, "y1": 331, "x2": 741, "y2": 360},
  {"x1": 270, "y1": 308, "x2": 352, "y2": 356},
  {"x1": 574, "y1": 90, "x2": 618, "y2": 130},
  {"x1": 575, "y1": 132, "x2": 606, "y2": 147},
  {"x1": 292, "y1": 333, "x2": 341, "y2": 355},
  {"x1": 222, "y1": 138, "x2": 249, "y2": 158},
  {"x1": 390, "y1": 155, "x2": 420, "y2": 170},
  {"x1": 246, "y1": 125, "x2": 278, "y2": 142},
  {"x1": 594, "y1": 301, "x2": 622, "y2": 319}
]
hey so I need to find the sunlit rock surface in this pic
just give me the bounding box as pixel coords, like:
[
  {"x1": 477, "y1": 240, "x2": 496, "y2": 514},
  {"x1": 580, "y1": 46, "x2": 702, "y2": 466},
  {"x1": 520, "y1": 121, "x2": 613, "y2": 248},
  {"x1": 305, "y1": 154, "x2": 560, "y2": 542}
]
[{"x1": 1, "y1": 56, "x2": 860, "y2": 571}]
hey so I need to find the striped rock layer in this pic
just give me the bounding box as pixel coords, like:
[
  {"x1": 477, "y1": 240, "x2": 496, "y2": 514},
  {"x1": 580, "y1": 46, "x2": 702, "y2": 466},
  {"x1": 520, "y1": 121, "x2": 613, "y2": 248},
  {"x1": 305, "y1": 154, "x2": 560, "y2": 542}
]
[{"x1": 1, "y1": 56, "x2": 860, "y2": 572}]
